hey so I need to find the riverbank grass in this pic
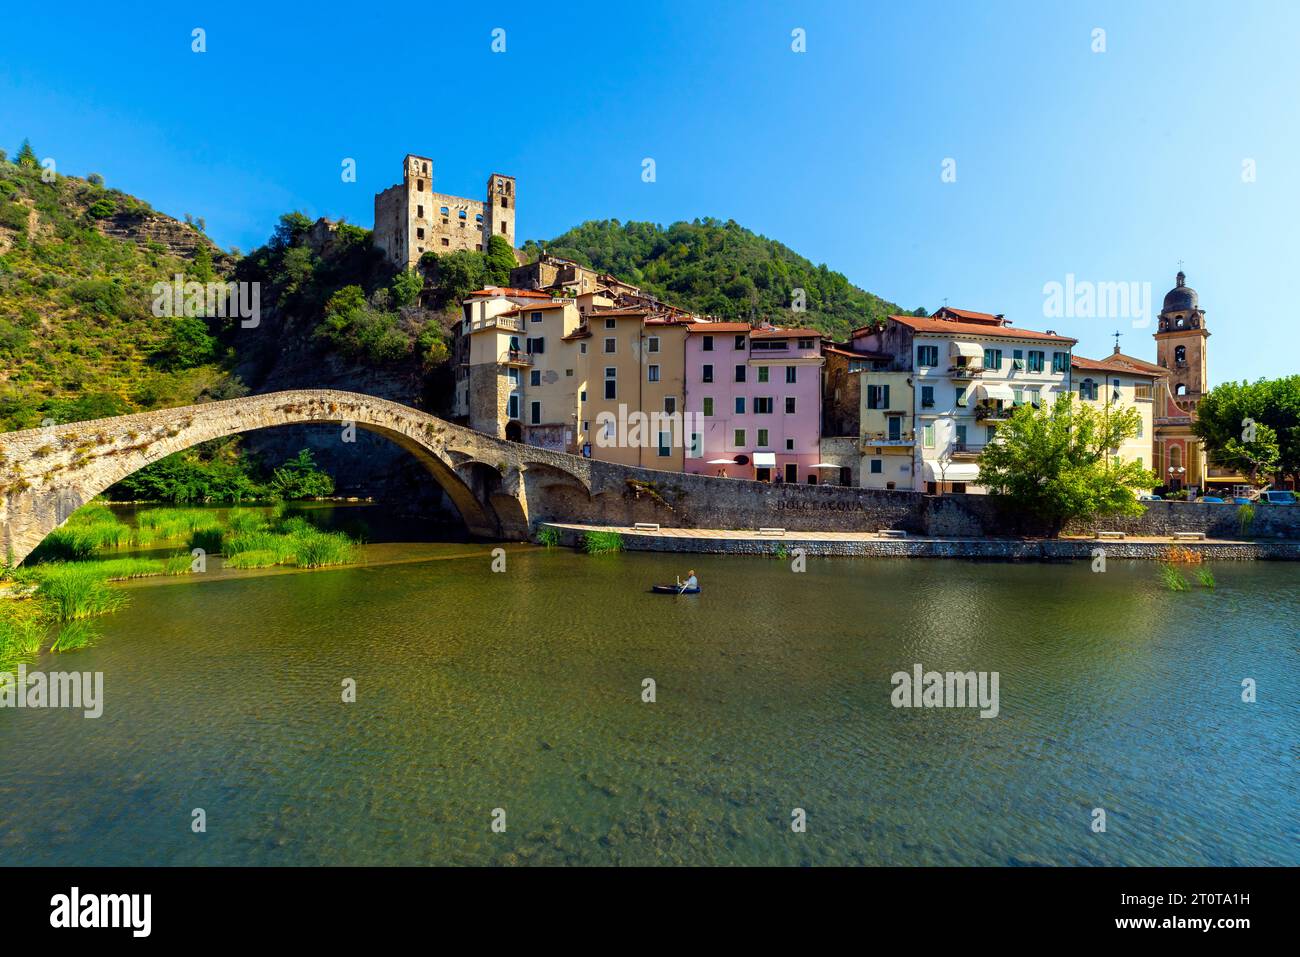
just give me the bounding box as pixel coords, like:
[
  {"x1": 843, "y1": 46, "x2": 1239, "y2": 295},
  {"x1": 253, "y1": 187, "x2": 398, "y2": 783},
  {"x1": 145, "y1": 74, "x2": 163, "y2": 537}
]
[{"x1": 582, "y1": 530, "x2": 625, "y2": 554}]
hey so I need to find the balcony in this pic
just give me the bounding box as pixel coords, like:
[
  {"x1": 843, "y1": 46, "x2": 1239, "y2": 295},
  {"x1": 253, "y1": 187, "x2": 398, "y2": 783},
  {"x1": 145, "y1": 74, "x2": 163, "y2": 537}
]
[
  {"x1": 469, "y1": 315, "x2": 523, "y2": 334},
  {"x1": 948, "y1": 365, "x2": 984, "y2": 379},
  {"x1": 500, "y1": 349, "x2": 533, "y2": 366},
  {"x1": 974, "y1": 405, "x2": 1012, "y2": 421},
  {"x1": 861, "y1": 429, "x2": 915, "y2": 449},
  {"x1": 950, "y1": 442, "x2": 985, "y2": 460}
]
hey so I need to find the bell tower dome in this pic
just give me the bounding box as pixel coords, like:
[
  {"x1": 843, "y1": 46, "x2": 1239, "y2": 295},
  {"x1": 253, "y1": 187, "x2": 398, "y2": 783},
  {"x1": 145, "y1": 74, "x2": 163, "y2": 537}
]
[{"x1": 1154, "y1": 269, "x2": 1209, "y2": 412}]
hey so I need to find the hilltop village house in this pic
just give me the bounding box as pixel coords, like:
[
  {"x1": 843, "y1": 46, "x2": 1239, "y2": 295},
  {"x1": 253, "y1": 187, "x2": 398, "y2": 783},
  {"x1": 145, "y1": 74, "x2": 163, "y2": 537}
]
[{"x1": 375, "y1": 160, "x2": 1223, "y2": 494}]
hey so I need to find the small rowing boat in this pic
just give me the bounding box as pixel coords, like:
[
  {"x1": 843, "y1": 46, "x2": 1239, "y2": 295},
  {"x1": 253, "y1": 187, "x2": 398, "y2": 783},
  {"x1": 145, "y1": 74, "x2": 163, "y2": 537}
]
[{"x1": 651, "y1": 584, "x2": 700, "y2": 595}]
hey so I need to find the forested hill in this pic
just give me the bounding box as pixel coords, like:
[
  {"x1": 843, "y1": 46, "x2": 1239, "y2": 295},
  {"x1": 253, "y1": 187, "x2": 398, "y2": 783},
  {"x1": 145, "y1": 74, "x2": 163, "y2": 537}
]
[{"x1": 520, "y1": 218, "x2": 924, "y2": 337}]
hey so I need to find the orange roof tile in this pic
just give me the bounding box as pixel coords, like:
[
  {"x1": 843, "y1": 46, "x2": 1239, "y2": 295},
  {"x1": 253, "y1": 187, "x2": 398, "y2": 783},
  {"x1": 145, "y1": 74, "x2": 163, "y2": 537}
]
[
  {"x1": 888, "y1": 314, "x2": 1076, "y2": 344},
  {"x1": 1072, "y1": 355, "x2": 1158, "y2": 377},
  {"x1": 685, "y1": 322, "x2": 751, "y2": 333},
  {"x1": 464, "y1": 288, "x2": 553, "y2": 299}
]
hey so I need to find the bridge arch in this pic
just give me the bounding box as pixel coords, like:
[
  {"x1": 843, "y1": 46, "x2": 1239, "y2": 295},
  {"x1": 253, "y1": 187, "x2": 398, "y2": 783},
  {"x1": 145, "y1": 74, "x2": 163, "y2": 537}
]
[{"x1": 0, "y1": 390, "x2": 568, "y2": 564}]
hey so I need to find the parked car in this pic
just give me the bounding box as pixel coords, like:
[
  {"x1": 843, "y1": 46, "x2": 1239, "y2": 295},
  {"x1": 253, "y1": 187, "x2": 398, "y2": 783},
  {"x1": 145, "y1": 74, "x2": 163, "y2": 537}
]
[
  {"x1": 1198, "y1": 496, "x2": 1225, "y2": 504},
  {"x1": 1259, "y1": 490, "x2": 1297, "y2": 505},
  {"x1": 1137, "y1": 493, "x2": 1161, "y2": 502}
]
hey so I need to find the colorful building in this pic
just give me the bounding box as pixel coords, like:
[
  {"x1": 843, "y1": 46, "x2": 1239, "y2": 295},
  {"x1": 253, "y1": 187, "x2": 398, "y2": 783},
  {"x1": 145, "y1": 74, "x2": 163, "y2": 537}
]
[
  {"x1": 1071, "y1": 349, "x2": 1160, "y2": 487},
  {"x1": 683, "y1": 323, "x2": 824, "y2": 483}
]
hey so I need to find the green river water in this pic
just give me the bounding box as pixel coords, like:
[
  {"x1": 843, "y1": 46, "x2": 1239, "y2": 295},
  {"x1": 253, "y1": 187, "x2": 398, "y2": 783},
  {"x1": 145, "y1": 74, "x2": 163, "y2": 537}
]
[{"x1": 1, "y1": 509, "x2": 1296, "y2": 866}]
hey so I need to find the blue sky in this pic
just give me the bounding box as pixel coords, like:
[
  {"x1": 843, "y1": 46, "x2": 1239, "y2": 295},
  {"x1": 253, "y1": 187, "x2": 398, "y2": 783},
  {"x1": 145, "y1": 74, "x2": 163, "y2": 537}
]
[{"x1": 2, "y1": 0, "x2": 1296, "y2": 383}]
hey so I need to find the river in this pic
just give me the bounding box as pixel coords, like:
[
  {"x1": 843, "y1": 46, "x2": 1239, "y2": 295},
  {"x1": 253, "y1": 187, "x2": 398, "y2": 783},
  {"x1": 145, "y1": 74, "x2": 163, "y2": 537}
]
[{"x1": 1, "y1": 507, "x2": 1296, "y2": 866}]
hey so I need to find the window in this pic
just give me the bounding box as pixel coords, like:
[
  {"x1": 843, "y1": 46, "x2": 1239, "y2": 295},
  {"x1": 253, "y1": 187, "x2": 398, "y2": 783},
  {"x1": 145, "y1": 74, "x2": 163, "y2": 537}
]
[
  {"x1": 604, "y1": 318, "x2": 616, "y2": 330},
  {"x1": 702, "y1": 335, "x2": 714, "y2": 351},
  {"x1": 580, "y1": 390, "x2": 587, "y2": 402},
  {"x1": 702, "y1": 364, "x2": 714, "y2": 383},
  {"x1": 955, "y1": 386, "x2": 967, "y2": 407},
  {"x1": 1026, "y1": 387, "x2": 1040, "y2": 407},
  {"x1": 530, "y1": 370, "x2": 541, "y2": 386},
  {"x1": 702, "y1": 397, "x2": 714, "y2": 416},
  {"x1": 754, "y1": 397, "x2": 774, "y2": 414},
  {"x1": 657, "y1": 432, "x2": 670, "y2": 457},
  {"x1": 508, "y1": 366, "x2": 520, "y2": 385},
  {"x1": 1135, "y1": 383, "x2": 1153, "y2": 400},
  {"x1": 500, "y1": 222, "x2": 507, "y2": 234},
  {"x1": 647, "y1": 336, "x2": 660, "y2": 353},
  {"x1": 866, "y1": 384, "x2": 891, "y2": 410},
  {"x1": 1013, "y1": 388, "x2": 1024, "y2": 406},
  {"x1": 441, "y1": 238, "x2": 449, "y2": 247},
  {"x1": 798, "y1": 338, "x2": 815, "y2": 349},
  {"x1": 923, "y1": 423, "x2": 935, "y2": 448},
  {"x1": 1175, "y1": 345, "x2": 1187, "y2": 365},
  {"x1": 1028, "y1": 350, "x2": 1045, "y2": 372},
  {"x1": 921, "y1": 385, "x2": 935, "y2": 408},
  {"x1": 786, "y1": 462, "x2": 799, "y2": 483},
  {"x1": 870, "y1": 459, "x2": 883, "y2": 474},
  {"x1": 887, "y1": 415, "x2": 903, "y2": 441},
  {"x1": 955, "y1": 424, "x2": 967, "y2": 446},
  {"x1": 786, "y1": 439, "x2": 794, "y2": 450},
  {"x1": 786, "y1": 366, "x2": 797, "y2": 384},
  {"x1": 604, "y1": 367, "x2": 617, "y2": 400},
  {"x1": 417, "y1": 179, "x2": 425, "y2": 192},
  {"x1": 917, "y1": 345, "x2": 939, "y2": 367},
  {"x1": 530, "y1": 311, "x2": 542, "y2": 323},
  {"x1": 507, "y1": 394, "x2": 520, "y2": 420},
  {"x1": 785, "y1": 396, "x2": 797, "y2": 414},
  {"x1": 604, "y1": 337, "x2": 616, "y2": 354},
  {"x1": 758, "y1": 366, "x2": 769, "y2": 383},
  {"x1": 526, "y1": 337, "x2": 544, "y2": 355},
  {"x1": 734, "y1": 397, "x2": 746, "y2": 414},
  {"x1": 416, "y1": 227, "x2": 425, "y2": 240},
  {"x1": 1052, "y1": 352, "x2": 1069, "y2": 373},
  {"x1": 1012, "y1": 349, "x2": 1024, "y2": 370},
  {"x1": 664, "y1": 396, "x2": 677, "y2": 414},
  {"x1": 458, "y1": 210, "x2": 467, "y2": 220},
  {"x1": 440, "y1": 206, "x2": 449, "y2": 216},
  {"x1": 757, "y1": 429, "x2": 770, "y2": 447},
  {"x1": 983, "y1": 348, "x2": 1003, "y2": 370},
  {"x1": 417, "y1": 205, "x2": 424, "y2": 218},
  {"x1": 647, "y1": 365, "x2": 660, "y2": 383},
  {"x1": 579, "y1": 343, "x2": 587, "y2": 355},
  {"x1": 530, "y1": 401, "x2": 541, "y2": 425},
  {"x1": 733, "y1": 429, "x2": 745, "y2": 447},
  {"x1": 735, "y1": 365, "x2": 747, "y2": 383},
  {"x1": 476, "y1": 213, "x2": 483, "y2": 223},
  {"x1": 1078, "y1": 377, "x2": 1098, "y2": 401},
  {"x1": 689, "y1": 433, "x2": 702, "y2": 457},
  {"x1": 501, "y1": 196, "x2": 509, "y2": 208},
  {"x1": 734, "y1": 335, "x2": 746, "y2": 350}
]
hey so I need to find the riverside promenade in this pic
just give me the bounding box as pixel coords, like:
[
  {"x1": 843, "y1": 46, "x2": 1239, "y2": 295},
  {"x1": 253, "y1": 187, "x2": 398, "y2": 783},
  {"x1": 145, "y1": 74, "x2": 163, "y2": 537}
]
[{"x1": 540, "y1": 523, "x2": 1300, "y2": 560}]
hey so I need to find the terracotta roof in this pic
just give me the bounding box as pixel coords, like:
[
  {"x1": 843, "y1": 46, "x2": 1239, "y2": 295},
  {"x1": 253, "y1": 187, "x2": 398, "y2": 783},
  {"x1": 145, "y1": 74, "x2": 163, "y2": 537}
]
[
  {"x1": 1072, "y1": 355, "x2": 1158, "y2": 378},
  {"x1": 933, "y1": 306, "x2": 1003, "y2": 324},
  {"x1": 589, "y1": 307, "x2": 653, "y2": 318},
  {"x1": 1096, "y1": 351, "x2": 1167, "y2": 376},
  {"x1": 824, "y1": 345, "x2": 890, "y2": 361},
  {"x1": 561, "y1": 327, "x2": 591, "y2": 341},
  {"x1": 888, "y1": 314, "x2": 1076, "y2": 345},
  {"x1": 686, "y1": 322, "x2": 751, "y2": 333},
  {"x1": 751, "y1": 327, "x2": 821, "y2": 339},
  {"x1": 464, "y1": 288, "x2": 553, "y2": 299},
  {"x1": 499, "y1": 302, "x2": 569, "y2": 317}
]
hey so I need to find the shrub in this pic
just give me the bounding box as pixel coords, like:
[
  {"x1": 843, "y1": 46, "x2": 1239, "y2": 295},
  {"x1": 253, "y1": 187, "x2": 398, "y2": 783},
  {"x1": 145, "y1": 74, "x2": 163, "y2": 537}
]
[
  {"x1": 582, "y1": 530, "x2": 625, "y2": 554},
  {"x1": 1236, "y1": 503, "x2": 1255, "y2": 536},
  {"x1": 536, "y1": 526, "x2": 560, "y2": 548}
]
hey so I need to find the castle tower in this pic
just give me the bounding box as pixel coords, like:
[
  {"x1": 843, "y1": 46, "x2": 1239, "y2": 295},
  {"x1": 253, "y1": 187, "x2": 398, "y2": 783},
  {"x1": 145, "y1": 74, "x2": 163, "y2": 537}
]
[
  {"x1": 485, "y1": 173, "x2": 516, "y2": 249},
  {"x1": 1153, "y1": 269, "x2": 1211, "y2": 492}
]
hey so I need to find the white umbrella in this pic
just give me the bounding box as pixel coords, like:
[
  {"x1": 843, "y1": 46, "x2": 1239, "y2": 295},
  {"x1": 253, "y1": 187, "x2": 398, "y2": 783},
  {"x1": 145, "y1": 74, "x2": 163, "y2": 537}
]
[
  {"x1": 706, "y1": 459, "x2": 735, "y2": 464},
  {"x1": 810, "y1": 462, "x2": 842, "y2": 468}
]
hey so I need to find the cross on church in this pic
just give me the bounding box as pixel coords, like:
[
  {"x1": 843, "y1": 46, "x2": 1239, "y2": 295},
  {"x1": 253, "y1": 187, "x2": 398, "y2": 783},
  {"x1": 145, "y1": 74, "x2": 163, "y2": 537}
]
[{"x1": 1112, "y1": 329, "x2": 1123, "y2": 353}]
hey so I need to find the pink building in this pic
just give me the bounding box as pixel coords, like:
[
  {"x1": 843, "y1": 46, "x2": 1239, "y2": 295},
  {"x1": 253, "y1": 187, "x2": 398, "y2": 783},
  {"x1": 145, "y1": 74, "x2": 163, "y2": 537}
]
[{"x1": 684, "y1": 323, "x2": 825, "y2": 483}]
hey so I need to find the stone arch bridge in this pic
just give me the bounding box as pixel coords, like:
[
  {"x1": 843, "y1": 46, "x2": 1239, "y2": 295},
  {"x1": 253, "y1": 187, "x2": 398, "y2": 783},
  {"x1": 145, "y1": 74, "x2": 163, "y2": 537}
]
[{"x1": 0, "y1": 389, "x2": 922, "y2": 565}]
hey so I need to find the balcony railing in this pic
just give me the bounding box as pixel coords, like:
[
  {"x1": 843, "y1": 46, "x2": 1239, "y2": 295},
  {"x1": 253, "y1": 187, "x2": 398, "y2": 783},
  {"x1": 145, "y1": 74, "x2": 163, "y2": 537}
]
[
  {"x1": 861, "y1": 430, "x2": 915, "y2": 447},
  {"x1": 469, "y1": 315, "x2": 523, "y2": 334},
  {"x1": 500, "y1": 349, "x2": 533, "y2": 366},
  {"x1": 975, "y1": 405, "x2": 1012, "y2": 421},
  {"x1": 948, "y1": 365, "x2": 984, "y2": 379},
  {"x1": 950, "y1": 442, "x2": 985, "y2": 459}
]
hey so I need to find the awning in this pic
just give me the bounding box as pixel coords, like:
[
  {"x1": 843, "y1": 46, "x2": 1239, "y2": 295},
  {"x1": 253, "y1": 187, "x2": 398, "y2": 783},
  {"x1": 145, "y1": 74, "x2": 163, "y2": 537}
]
[
  {"x1": 971, "y1": 382, "x2": 1015, "y2": 402},
  {"x1": 950, "y1": 341, "x2": 983, "y2": 359},
  {"x1": 752, "y1": 452, "x2": 777, "y2": 467},
  {"x1": 923, "y1": 461, "x2": 982, "y2": 482}
]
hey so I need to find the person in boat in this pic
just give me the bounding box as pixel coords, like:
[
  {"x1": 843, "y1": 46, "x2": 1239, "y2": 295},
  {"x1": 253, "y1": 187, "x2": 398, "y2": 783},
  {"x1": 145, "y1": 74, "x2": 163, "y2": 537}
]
[{"x1": 676, "y1": 569, "x2": 699, "y2": 592}]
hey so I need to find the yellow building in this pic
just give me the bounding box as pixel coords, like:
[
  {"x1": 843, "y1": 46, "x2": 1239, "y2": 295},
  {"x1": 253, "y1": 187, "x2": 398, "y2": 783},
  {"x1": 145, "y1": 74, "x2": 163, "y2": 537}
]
[
  {"x1": 1071, "y1": 350, "x2": 1159, "y2": 487},
  {"x1": 858, "y1": 371, "x2": 915, "y2": 490}
]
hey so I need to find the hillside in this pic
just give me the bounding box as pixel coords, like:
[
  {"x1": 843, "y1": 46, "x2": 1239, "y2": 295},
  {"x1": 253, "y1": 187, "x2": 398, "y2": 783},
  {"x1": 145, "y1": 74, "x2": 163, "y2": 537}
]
[
  {"x1": 521, "y1": 218, "x2": 923, "y2": 337},
  {"x1": 0, "y1": 144, "x2": 237, "y2": 431}
]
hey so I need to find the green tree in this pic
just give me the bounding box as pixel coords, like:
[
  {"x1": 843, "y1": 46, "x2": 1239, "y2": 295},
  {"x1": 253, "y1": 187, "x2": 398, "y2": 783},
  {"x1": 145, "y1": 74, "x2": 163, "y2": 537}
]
[
  {"x1": 1194, "y1": 376, "x2": 1300, "y2": 486},
  {"x1": 268, "y1": 449, "x2": 335, "y2": 500},
  {"x1": 15, "y1": 139, "x2": 38, "y2": 169},
  {"x1": 977, "y1": 393, "x2": 1157, "y2": 536},
  {"x1": 156, "y1": 316, "x2": 218, "y2": 370},
  {"x1": 485, "y1": 234, "x2": 516, "y2": 284},
  {"x1": 391, "y1": 267, "x2": 424, "y2": 307},
  {"x1": 191, "y1": 244, "x2": 214, "y2": 282}
]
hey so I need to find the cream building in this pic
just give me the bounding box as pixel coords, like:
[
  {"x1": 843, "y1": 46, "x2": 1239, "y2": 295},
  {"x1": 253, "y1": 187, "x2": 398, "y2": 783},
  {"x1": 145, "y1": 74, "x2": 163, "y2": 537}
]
[{"x1": 1072, "y1": 349, "x2": 1160, "y2": 487}]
